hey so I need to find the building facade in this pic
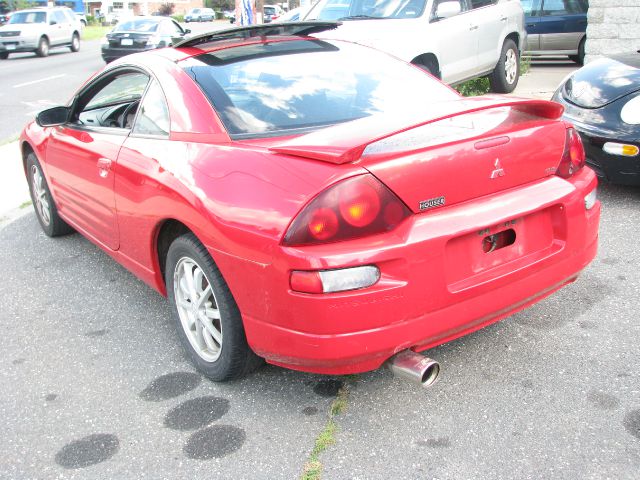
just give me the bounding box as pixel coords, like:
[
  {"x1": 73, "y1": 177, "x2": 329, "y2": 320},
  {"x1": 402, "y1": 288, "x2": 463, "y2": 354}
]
[{"x1": 586, "y1": 0, "x2": 640, "y2": 62}]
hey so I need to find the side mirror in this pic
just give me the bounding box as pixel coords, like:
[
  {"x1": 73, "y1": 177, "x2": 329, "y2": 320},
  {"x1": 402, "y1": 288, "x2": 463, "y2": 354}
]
[
  {"x1": 435, "y1": 1, "x2": 461, "y2": 20},
  {"x1": 36, "y1": 106, "x2": 70, "y2": 127},
  {"x1": 184, "y1": 28, "x2": 191, "y2": 34},
  {"x1": 49, "y1": 19, "x2": 57, "y2": 25}
]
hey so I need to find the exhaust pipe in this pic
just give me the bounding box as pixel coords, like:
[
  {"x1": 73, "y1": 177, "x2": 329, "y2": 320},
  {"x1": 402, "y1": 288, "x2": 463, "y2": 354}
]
[{"x1": 387, "y1": 350, "x2": 440, "y2": 388}]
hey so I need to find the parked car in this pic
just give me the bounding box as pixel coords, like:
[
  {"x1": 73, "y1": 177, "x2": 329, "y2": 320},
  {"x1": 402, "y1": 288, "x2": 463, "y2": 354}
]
[
  {"x1": 99, "y1": 9, "x2": 134, "y2": 25},
  {"x1": 552, "y1": 52, "x2": 640, "y2": 185},
  {"x1": 101, "y1": 16, "x2": 190, "y2": 63},
  {"x1": 0, "y1": 11, "x2": 13, "y2": 26},
  {"x1": 185, "y1": 7, "x2": 215, "y2": 22},
  {"x1": 522, "y1": 0, "x2": 588, "y2": 65},
  {"x1": 303, "y1": 0, "x2": 527, "y2": 93},
  {"x1": 263, "y1": 4, "x2": 284, "y2": 22},
  {"x1": 275, "y1": 6, "x2": 308, "y2": 22},
  {"x1": 75, "y1": 12, "x2": 87, "y2": 28},
  {"x1": 0, "y1": 7, "x2": 81, "y2": 59},
  {"x1": 22, "y1": 22, "x2": 599, "y2": 383}
]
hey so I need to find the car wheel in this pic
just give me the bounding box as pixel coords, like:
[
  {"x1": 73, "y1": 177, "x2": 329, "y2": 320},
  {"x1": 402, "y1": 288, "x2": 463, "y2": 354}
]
[
  {"x1": 489, "y1": 38, "x2": 519, "y2": 94},
  {"x1": 69, "y1": 33, "x2": 80, "y2": 52},
  {"x1": 0, "y1": 52, "x2": 8, "y2": 60},
  {"x1": 569, "y1": 38, "x2": 586, "y2": 66},
  {"x1": 35, "y1": 36, "x2": 49, "y2": 57},
  {"x1": 26, "y1": 153, "x2": 74, "y2": 237},
  {"x1": 166, "y1": 233, "x2": 262, "y2": 381}
]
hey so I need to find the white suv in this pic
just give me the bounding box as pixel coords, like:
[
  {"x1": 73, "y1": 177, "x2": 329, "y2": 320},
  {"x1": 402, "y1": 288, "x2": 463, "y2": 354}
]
[
  {"x1": 0, "y1": 7, "x2": 81, "y2": 59},
  {"x1": 305, "y1": 0, "x2": 526, "y2": 93}
]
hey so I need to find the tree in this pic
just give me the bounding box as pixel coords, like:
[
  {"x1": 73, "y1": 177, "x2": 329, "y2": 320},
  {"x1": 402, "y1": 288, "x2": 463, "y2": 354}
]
[{"x1": 158, "y1": 2, "x2": 175, "y2": 16}]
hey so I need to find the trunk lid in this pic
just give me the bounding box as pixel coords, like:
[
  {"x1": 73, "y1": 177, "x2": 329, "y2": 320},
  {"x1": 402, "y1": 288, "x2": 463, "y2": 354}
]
[
  {"x1": 107, "y1": 31, "x2": 153, "y2": 49},
  {"x1": 270, "y1": 97, "x2": 567, "y2": 213}
]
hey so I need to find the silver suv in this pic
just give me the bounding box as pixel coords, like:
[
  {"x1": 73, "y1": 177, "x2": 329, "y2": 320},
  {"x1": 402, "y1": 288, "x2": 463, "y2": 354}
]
[
  {"x1": 0, "y1": 7, "x2": 81, "y2": 59},
  {"x1": 305, "y1": 0, "x2": 527, "y2": 93}
]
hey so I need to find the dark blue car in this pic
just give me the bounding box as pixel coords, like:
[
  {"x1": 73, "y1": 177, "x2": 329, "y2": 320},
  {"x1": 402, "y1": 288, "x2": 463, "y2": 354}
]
[{"x1": 522, "y1": 0, "x2": 588, "y2": 64}]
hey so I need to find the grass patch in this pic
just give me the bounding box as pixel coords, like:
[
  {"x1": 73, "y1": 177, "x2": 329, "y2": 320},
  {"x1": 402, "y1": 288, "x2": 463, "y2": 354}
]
[
  {"x1": 300, "y1": 378, "x2": 355, "y2": 480},
  {"x1": 82, "y1": 25, "x2": 111, "y2": 41},
  {"x1": 19, "y1": 201, "x2": 32, "y2": 209},
  {"x1": 520, "y1": 55, "x2": 532, "y2": 76}
]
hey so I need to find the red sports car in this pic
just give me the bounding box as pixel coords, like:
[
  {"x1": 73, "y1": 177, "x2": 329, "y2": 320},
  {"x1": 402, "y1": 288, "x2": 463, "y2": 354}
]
[{"x1": 20, "y1": 23, "x2": 600, "y2": 385}]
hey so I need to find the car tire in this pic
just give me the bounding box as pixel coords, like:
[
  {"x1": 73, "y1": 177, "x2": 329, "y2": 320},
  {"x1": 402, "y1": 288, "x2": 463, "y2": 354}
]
[
  {"x1": 489, "y1": 38, "x2": 519, "y2": 94},
  {"x1": 166, "y1": 233, "x2": 263, "y2": 381},
  {"x1": 0, "y1": 52, "x2": 8, "y2": 60},
  {"x1": 69, "y1": 33, "x2": 80, "y2": 52},
  {"x1": 35, "y1": 36, "x2": 49, "y2": 57},
  {"x1": 569, "y1": 38, "x2": 586, "y2": 65},
  {"x1": 26, "y1": 153, "x2": 74, "y2": 237}
]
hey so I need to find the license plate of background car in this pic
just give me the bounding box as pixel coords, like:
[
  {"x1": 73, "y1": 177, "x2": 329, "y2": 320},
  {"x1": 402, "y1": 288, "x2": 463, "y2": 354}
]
[
  {"x1": 120, "y1": 38, "x2": 133, "y2": 46},
  {"x1": 444, "y1": 206, "x2": 565, "y2": 293}
]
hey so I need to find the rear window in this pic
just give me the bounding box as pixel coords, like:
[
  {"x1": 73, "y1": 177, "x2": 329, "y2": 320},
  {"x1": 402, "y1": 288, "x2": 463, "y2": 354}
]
[
  {"x1": 181, "y1": 39, "x2": 457, "y2": 138},
  {"x1": 115, "y1": 19, "x2": 159, "y2": 31}
]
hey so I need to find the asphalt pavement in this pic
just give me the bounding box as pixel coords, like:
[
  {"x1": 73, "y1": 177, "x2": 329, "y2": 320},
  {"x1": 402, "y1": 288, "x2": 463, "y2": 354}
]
[{"x1": 1, "y1": 53, "x2": 639, "y2": 479}]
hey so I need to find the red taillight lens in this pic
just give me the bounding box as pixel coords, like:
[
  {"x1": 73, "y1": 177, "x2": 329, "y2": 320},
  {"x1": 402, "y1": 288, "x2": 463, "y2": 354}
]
[
  {"x1": 283, "y1": 175, "x2": 411, "y2": 246},
  {"x1": 556, "y1": 127, "x2": 586, "y2": 178}
]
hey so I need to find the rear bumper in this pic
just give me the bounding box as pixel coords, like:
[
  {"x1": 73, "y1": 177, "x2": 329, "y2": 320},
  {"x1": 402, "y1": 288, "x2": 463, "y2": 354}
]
[
  {"x1": 102, "y1": 47, "x2": 147, "y2": 62},
  {"x1": 230, "y1": 169, "x2": 600, "y2": 374}
]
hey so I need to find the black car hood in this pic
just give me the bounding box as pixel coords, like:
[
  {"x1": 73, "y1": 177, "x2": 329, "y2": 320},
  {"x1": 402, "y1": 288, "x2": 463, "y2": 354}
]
[{"x1": 563, "y1": 53, "x2": 640, "y2": 108}]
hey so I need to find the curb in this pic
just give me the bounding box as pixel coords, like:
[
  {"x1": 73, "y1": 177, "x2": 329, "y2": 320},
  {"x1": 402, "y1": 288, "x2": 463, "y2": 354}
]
[{"x1": 0, "y1": 141, "x2": 31, "y2": 228}]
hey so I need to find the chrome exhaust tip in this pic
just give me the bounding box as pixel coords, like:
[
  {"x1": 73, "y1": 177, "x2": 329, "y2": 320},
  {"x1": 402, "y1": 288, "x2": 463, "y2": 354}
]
[{"x1": 387, "y1": 350, "x2": 440, "y2": 388}]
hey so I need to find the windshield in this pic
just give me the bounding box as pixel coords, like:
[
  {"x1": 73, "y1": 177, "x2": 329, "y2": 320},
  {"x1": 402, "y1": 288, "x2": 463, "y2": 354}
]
[
  {"x1": 306, "y1": 0, "x2": 426, "y2": 20},
  {"x1": 264, "y1": 7, "x2": 276, "y2": 14},
  {"x1": 189, "y1": 9, "x2": 200, "y2": 13},
  {"x1": 114, "y1": 19, "x2": 159, "y2": 32},
  {"x1": 181, "y1": 39, "x2": 457, "y2": 138},
  {"x1": 9, "y1": 11, "x2": 46, "y2": 24}
]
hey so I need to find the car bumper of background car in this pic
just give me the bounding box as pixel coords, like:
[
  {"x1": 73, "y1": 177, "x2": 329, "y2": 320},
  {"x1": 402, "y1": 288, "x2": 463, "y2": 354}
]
[
  {"x1": 239, "y1": 169, "x2": 600, "y2": 375},
  {"x1": 0, "y1": 37, "x2": 38, "y2": 52},
  {"x1": 101, "y1": 46, "x2": 155, "y2": 61},
  {"x1": 578, "y1": 132, "x2": 640, "y2": 186}
]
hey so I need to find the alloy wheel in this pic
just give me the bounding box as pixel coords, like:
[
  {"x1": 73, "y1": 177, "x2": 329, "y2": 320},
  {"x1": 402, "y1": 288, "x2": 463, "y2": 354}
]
[
  {"x1": 31, "y1": 165, "x2": 51, "y2": 226},
  {"x1": 504, "y1": 48, "x2": 518, "y2": 85},
  {"x1": 173, "y1": 257, "x2": 223, "y2": 362}
]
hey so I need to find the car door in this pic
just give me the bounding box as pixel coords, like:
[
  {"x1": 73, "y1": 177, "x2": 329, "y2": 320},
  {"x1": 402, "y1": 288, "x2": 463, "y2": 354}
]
[
  {"x1": 49, "y1": 10, "x2": 68, "y2": 45},
  {"x1": 427, "y1": 0, "x2": 478, "y2": 84},
  {"x1": 539, "y1": 0, "x2": 587, "y2": 52},
  {"x1": 44, "y1": 69, "x2": 150, "y2": 250},
  {"x1": 522, "y1": 0, "x2": 541, "y2": 51},
  {"x1": 469, "y1": 0, "x2": 506, "y2": 72}
]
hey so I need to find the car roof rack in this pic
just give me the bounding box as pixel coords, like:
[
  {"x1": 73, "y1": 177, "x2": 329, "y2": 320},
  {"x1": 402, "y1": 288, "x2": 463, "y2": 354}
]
[{"x1": 174, "y1": 21, "x2": 341, "y2": 49}]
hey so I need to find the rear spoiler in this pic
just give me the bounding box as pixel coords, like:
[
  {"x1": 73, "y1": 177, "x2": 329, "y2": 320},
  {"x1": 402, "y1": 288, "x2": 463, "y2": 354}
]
[{"x1": 269, "y1": 96, "x2": 564, "y2": 164}]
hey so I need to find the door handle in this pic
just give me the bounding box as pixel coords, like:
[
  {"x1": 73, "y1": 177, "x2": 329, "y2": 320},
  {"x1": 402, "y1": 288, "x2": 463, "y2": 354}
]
[
  {"x1": 470, "y1": 24, "x2": 478, "y2": 31},
  {"x1": 500, "y1": 16, "x2": 507, "y2": 22},
  {"x1": 97, "y1": 158, "x2": 112, "y2": 178}
]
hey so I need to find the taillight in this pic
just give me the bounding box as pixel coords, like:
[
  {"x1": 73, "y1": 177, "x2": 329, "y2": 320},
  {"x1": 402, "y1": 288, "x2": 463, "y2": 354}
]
[
  {"x1": 556, "y1": 127, "x2": 585, "y2": 178},
  {"x1": 282, "y1": 175, "x2": 411, "y2": 246}
]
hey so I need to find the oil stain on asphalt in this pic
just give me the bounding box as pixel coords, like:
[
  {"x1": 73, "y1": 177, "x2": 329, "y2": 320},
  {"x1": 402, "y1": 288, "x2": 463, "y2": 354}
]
[
  {"x1": 55, "y1": 433, "x2": 119, "y2": 469},
  {"x1": 302, "y1": 406, "x2": 318, "y2": 416},
  {"x1": 84, "y1": 329, "x2": 109, "y2": 337},
  {"x1": 139, "y1": 372, "x2": 201, "y2": 402},
  {"x1": 623, "y1": 409, "x2": 640, "y2": 440},
  {"x1": 164, "y1": 396, "x2": 230, "y2": 431},
  {"x1": 183, "y1": 425, "x2": 246, "y2": 460},
  {"x1": 586, "y1": 390, "x2": 620, "y2": 410}
]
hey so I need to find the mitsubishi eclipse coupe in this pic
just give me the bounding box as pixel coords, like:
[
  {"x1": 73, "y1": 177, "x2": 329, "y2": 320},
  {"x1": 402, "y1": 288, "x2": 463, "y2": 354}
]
[{"x1": 20, "y1": 23, "x2": 600, "y2": 383}]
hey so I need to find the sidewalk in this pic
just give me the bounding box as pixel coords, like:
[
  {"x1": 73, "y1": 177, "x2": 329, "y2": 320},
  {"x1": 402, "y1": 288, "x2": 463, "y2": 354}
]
[{"x1": 0, "y1": 141, "x2": 30, "y2": 227}]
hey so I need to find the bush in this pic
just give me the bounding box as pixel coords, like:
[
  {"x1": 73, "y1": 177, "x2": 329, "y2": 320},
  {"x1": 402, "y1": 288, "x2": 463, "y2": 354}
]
[
  {"x1": 172, "y1": 14, "x2": 184, "y2": 22},
  {"x1": 455, "y1": 77, "x2": 490, "y2": 97},
  {"x1": 86, "y1": 15, "x2": 99, "y2": 26}
]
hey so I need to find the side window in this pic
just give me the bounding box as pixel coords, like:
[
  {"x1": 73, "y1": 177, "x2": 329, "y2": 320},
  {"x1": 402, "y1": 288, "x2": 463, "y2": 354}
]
[
  {"x1": 520, "y1": 0, "x2": 541, "y2": 15},
  {"x1": 75, "y1": 72, "x2": 149, "y2": 128},
  {"x1": 469, "y1": 0, "x2": 495, "y2": 8},
  {"x1": 63, "y1": 9, "x2": 76, "y2": 23},
  {"x1": 132, "y1": 80, "x2": 170, "y2": 136},
  {"x1": 53, "y1": 10, "x2": 67, "y2": 24},
  {"x1": 542, "y1": 0, "x2": 583, "y2": 15}
]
